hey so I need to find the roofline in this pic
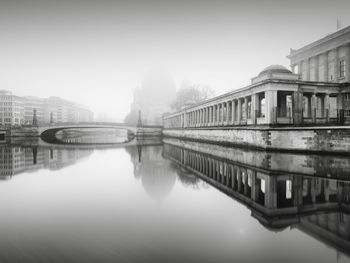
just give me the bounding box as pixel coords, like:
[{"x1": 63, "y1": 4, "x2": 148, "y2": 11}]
[{"x1": 287, "y1": 26, "x2": 350, "y2": 59}]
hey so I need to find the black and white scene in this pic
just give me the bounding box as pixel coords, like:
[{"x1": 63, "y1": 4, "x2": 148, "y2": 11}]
[{"x1": 1, "y1": 0, "x2": 350, "y2": 262}]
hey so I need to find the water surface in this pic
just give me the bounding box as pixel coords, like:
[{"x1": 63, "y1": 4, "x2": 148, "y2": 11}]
[{"x1": 0, "y1": 139, "x2": 349, "y2": 263}]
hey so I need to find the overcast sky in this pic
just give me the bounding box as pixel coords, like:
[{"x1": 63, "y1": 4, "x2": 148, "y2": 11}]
[{"x1": 1, "y1": 0, "x2": 350, "y2": 119}]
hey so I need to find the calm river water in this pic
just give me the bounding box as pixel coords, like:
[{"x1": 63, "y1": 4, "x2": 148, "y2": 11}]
[{"x1": 0, "y1": 136, "x2": 350, "y2": 263}]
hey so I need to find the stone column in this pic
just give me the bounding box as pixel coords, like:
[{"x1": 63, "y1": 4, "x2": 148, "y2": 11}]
[
  {"x1": 324, "y1": 93, "x2": 330, "y2": 122},
  {"x1": 216, "y1": 105, "x2": 219, "y2": 125},
  {"x1": 306, "y1": 58, "x2": 310, "y2": 81},
  {"x1": 311, "y1": 93, "x2": 317, "y2": 123},
  {"x1": 193, "y1": 111, "x2": 196, "y2": 127},
  {"x1": 337, "y1": 93, "x2": 343, "y2": 111},
  {"x1": 314, "y1": 56, "x2": 319, "y2": 81},
  {"x1": 212, "y1": 105, "x2": 215, "y2": 125},
  {"x1": 209, "y1": 106, "x2": 213, "y2": 126},
  {"x1": 346, "y1": 43, "x2": 350, "y2": 82},
  {"x1": 201, "y1": 109, "x2": 204, "y2": 126},
  {"x1": 237, "y1": 99, "x2": 242, "y2": 124},
  {"x1": 334, "y1": 48, "x2": 339, "y2": 82},
  {"x1": 244, "y1": 97, "x2": 248, "y2": 122},
  {"x1": 206, "y1": 107, "x2": 209, "y2": 126},
  {"x1": 220, "y1": 104, "x2": 224, "y2": 125},
  {"x1": 192, "y1": 112, "x2": 194, "y2": 127},
  {"x1": 293, "y1": 90, "x2": 304, "y2": 125},
  {"x1": 225, "y1": 101, "x2": 230, "y2": 125},
  {"x1": 237, "y1": 168, "x2": 242, "y2": 193},
  {"x1": 266, "y1": 90, "x2": 277, "y2": 124},
  {"x1": 232, "y1": 100, "x2": 236, "y2": 124},
  {"x1": 198, "y1": 110, "x2": 201, "y2": 127},
  {"x1": 324, "y1": 52, "x2": 329, "y2": 81},
  {"x1": 265, "y1": 177, "x2": 277, "y2": 209},
  {"x1": 298, "y1": 61, "x2": 303, "y2": 78},
  {"x1": 222, "y1": 103, "x2": 226, "y2": 125},
  {"x1": 251, "y1": 94, "x2": 258, "y2": 125},
  {"x1": 196, "y1": 110, "x2": 199, "y2": 127}
]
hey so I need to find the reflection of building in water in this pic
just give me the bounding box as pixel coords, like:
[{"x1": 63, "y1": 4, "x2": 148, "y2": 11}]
[
  {"x1": 126, "y1": 145, "x2": 177, "y2": 202},
  {"x1": 163, "y1": 141, "x2": 350, "y2": 257},
  {"x1": 0, "y1": 146, "x2": 93, "y2": 179},
  {"x1": 0, "y1": 147, "x2": 25, "y2": 179}
]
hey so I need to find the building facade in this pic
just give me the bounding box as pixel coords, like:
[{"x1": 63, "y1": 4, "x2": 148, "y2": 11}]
[
  {"x1": 24, "y1": 96, "x2": 46, "y2": 125},
  {"x1": 164, "y1": 27, "x2": 350, "y2": 128},
  {"x1": 0, "y1": 90, "x2": 25, "y2": 126},
  {"x1": 0, "y1": 90, "x2": 93, "y2": 127},
  {"x1": 44, "y1": 97, "x2": 93, "y2": 124}
]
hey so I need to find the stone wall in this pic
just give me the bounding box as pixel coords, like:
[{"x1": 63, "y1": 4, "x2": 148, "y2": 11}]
[
  {"x1": 163, "y1": 127, "x2": 350, "y2": 153},
  {"x1": 163, "y1": 138, "x2": 350, "y2": 179}
]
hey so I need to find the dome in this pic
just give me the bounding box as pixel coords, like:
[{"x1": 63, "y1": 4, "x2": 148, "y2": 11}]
[{"x1": 258, "y1": 65, "x2": 292, "y2": 76}]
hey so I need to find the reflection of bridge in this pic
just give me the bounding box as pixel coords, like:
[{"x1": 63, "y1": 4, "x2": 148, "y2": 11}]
[{"x1": 163, "y1": 139, "x2": 350, "y2": 256}]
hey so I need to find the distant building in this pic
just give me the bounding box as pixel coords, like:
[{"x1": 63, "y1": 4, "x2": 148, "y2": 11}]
[
  {"x1": 0, "y1": 90, "x2": 25, "y2": 126},
  {"x1": 44, "y1": 97, "x2": 93, "y2": 123},
  {"x1": 23, "y1": 96, "x2": 46, "y2": 125},
  {"x1": 0, "y1": 91, "x2": 93, "y2": 127},
  {"x1": 125, "y1": 68, "x2": 176, "y2": 125}
]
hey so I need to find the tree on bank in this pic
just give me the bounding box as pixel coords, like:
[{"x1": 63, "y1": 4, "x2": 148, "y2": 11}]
[{"x1": 171, "y1": 80, "x2": 214, "y2": 111}]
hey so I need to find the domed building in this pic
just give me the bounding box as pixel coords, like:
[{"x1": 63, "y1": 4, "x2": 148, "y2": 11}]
[
  {"x1": 165, "y1": 27, "x2": 350, "y2": 131},
  {"x1": 251, "y1": 64, "x2": 298, "y2": 84},
  {"x1": 125, "y1": 67, "x2": 176, "y2": 125}
]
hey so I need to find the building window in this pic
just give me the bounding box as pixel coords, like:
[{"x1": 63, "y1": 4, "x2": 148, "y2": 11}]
[
  {"x1": 340, "y1": 60, "x2": 346, "y2": 78},
  {"x1": 344, "y1": 93, "x2": 350, "y2": 101}
]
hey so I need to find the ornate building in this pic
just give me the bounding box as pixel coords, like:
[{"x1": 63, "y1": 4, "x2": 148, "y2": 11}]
[
  {"x1": 125, "y1": 68, "x2": 176, "y2": 125},
  {"x1": 164, "y1": 26, "x2": 350, "y2": 128}
]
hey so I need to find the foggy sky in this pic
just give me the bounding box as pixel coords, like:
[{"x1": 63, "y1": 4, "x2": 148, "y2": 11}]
[{"x1": 1, "y1": 0, "x2": 350, "y2": 119}]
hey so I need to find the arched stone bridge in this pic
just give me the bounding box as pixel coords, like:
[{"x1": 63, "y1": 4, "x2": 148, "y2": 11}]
[
  {"x1": 38, "y1": 122, "x2": 138, "y2": 135},
  {"x1": 38, "y1": 122, "x2": 163, "y2": 144}
]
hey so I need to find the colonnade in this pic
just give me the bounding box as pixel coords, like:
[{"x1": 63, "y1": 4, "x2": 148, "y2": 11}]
[
  {"x1": 164, "y1": 91, "x2": 268, "y2": 128},
  {"x1": 164, "y1": 87, "x2": 344, "y2": 128}
]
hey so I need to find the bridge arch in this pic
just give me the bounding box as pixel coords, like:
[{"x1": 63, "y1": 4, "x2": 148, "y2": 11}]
[{"x1": 39, "y1": 123, "x2": 137, "y2": 144}]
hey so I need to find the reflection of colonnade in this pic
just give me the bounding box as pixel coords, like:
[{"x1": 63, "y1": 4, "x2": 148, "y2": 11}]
[
  {"x1": 163, "y1": 143, "x2": 348, "y2": 215},
  {"x1": 163, "y1": 142, "x2": 350, "y2": 253}
]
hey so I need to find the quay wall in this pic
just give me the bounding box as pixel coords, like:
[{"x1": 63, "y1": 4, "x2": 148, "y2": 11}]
[
  {"x1": 163, "y1": 126, "x2": 350, "y2": 153},
  {"x1": 163, "y1": 138, "x2": 350, "y2": 179}
]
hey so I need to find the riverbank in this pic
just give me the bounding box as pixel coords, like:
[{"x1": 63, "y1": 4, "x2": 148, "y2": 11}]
[{"x1": 163, "y1": 125, "x2": 350, "y2": 154}]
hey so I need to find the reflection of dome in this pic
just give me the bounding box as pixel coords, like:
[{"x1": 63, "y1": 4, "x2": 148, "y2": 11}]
[
  {"x1": 258, "y1": 220, "x2": 289, "y2": 233},
  {"x1": 129, "y1": 146, "x2": 177, "y2": 202},
  {"x1": 141, "y1": 161, "x2": 176, "y2": 201},
  {"x1": 258, "y1": 65, "x2": 292, "y2": 76}
]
